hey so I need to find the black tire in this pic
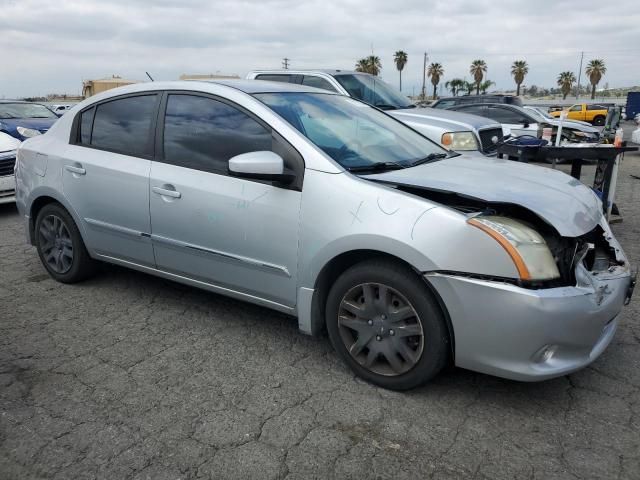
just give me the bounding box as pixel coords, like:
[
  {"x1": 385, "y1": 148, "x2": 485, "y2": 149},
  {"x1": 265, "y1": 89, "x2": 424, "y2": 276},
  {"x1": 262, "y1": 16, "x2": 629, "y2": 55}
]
[
  {"x1": 593, "y1": 115, "x2": 605, "y2": 126},
  {"x1": 326, "y1": 259, "x2": 450, "y2": 390},
  {"x1": 34, "y1": 203, "x2": 97, "y2": 283}
]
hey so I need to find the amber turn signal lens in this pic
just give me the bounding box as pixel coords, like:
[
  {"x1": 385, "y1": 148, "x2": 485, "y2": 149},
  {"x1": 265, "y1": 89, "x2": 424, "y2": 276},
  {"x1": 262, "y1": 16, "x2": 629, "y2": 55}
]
[{"x1": 441, "y1": 133, "x2": 453, "y2": 146}]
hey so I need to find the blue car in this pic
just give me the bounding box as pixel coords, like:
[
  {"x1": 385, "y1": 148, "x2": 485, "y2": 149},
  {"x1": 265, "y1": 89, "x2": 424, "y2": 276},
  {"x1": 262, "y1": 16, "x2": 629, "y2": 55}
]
[{"x1": 0, "y1": 100, "x2": 59, "y2": 141}]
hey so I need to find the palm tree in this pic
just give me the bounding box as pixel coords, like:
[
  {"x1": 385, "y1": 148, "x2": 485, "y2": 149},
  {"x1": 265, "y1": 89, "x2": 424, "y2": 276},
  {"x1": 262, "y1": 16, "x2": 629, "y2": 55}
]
[
  {"x1": 585, "y1": 59, "x2": 606, "y2": 99},
  {"x1": 394, "y1": 51, "x2": 408, "y2": 91},
  {"x1": 557, "y1": 71, "x2": 576, "y2": 100},
  {"x1": 463, "y1": 80, "x2": 475, "y2": 95},
  {"x1": 355, "y1": 58, "x2": 370, "y2": 73},
  {"x1": 479, "y1": 80, "x2": 494, "y2": 94},
  {"x1": 511, "y1": 60, "x2": 529, "y2": 96},
  {"x1": 355, "y1": 56, "x2": 382, "y2": 76},
  {"x1": 427, "y1": 63, "x2": 444, "y2": 100},
  {"x1": 445, "y1": 78, "x2": 465, "y2": 96},
  {"x1": 469, "y1": 59, "x2": 487, "y2": 95}
]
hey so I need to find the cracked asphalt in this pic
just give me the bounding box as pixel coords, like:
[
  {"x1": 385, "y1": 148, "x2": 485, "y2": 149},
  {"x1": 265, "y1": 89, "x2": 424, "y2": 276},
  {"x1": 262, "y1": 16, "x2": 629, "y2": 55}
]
[{"x1": 2, "y1": 139, "x2": 640, "y2": 479}]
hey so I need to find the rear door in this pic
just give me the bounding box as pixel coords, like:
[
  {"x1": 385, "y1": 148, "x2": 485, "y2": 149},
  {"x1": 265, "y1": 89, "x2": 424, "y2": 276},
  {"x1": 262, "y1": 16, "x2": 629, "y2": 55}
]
[
  {"x1": 63, "y1": 94, "x2": 159, "y2": 265},
  {"x1": 149, "y1": 92, "x2": 303, "y2": 306}
]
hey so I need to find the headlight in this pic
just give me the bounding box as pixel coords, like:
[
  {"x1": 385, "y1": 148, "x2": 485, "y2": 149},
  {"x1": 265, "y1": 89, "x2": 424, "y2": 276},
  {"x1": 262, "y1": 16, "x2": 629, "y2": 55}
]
[
  {"x1": 468, "y1": 215, "x2": 560, "y2": 281},
  {"x1": 441, "y1": 131, "x2": 478, "y2": 151},
  {"x1": 16, "y1": 126, "x2": 42, "y2": 138}
]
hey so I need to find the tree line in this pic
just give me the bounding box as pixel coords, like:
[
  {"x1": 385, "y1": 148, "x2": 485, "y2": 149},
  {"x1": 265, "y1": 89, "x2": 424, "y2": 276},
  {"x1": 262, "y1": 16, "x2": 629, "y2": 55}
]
[{"x1": 354, "y1": 54, "x2": 607, "y2": 100}]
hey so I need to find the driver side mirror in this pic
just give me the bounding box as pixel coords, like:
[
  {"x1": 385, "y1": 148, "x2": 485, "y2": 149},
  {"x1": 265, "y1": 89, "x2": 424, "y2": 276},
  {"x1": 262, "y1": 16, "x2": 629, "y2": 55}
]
[
  {"x1": 521, "y1": 119, "x2": 530, "y2": 128},
  {"x1": 228, "y1": 151, "x2": 295, "y2": 184}
]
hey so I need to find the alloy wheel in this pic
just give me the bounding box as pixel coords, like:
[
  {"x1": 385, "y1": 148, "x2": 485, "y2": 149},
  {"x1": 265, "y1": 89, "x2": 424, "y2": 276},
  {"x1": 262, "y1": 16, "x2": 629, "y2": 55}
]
[
  {"x1": 38, "y1": 214, "x2": 74, "y2": 274},
  {"x1": 337, "y1": 283, "x2": 424, "y2": 376}
]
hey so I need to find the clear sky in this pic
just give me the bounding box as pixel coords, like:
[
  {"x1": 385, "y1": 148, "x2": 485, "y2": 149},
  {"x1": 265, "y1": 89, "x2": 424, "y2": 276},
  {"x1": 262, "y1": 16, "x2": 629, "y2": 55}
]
[{"x1": 1, "y1": 0, "x2": 639, "y2": 98}]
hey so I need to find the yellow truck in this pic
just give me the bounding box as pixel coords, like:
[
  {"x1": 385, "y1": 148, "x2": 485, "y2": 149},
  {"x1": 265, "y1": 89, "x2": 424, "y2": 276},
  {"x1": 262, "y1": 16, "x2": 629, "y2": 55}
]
[{"x1": 550, "y1": 103, "x2": 609, "y2": 126}]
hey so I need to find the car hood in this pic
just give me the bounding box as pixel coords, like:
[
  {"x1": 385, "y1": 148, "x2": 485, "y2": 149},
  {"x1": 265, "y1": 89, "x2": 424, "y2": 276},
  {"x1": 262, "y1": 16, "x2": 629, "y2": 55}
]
[
  {"x1": 542, "y1": 118, "x2": 599, "y2": 133},
  {"x1": 389, "y1": 107, "x2": 502, "y2": 131},
  {"x1": 0, "y1": 117, "x2": 57, "y2": 139},
  {"x1": 364, "y1": 155, "x2": 601, "y2": 237},
  {"x1": 0, "y1": 132, "x2": 20, "y2": 153}
]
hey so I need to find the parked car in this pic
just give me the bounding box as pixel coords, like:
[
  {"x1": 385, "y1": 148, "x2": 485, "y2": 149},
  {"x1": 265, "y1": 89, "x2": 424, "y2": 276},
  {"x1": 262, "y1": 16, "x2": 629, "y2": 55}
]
[
  {"x1": 431, "y1": 94, "x2": 523, "y2": 109},
  {"x1": 524, "y1": 106, "x2": 592, "y2": 127},
  {"x1": 0, "y1": 100, "x2": 59, "y2": 141},
  {"x1": 549, "y1": 103, "x2": 609, "y2": 126},
  {"x1": 15, "y1": 81, "x2": 634, "y2": 390},
  {"x1": 50, "y1": 104, "x2": 75, "y2": 116},
  {"x1": 450, "y1": 103, "x2": 600, "y2": 143},
  {"x1": 247, "y1": 70, "x2": 504, "y2": 156},
  {"x1": 0, "y1": 132, "x2": 20, "y2": 204}
]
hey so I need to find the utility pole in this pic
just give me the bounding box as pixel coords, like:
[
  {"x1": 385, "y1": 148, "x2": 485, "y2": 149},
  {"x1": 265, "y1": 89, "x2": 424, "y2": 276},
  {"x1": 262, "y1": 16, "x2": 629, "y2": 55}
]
[
  {"x1": 282, "y1": 58, "x2": 290, "y2": 70},
  {"x1": 421, "y1": 52, "x2": 428, "y2": 99},
  {"x1": 575, "y1": 51, "x2": 583, "y2": 100}
]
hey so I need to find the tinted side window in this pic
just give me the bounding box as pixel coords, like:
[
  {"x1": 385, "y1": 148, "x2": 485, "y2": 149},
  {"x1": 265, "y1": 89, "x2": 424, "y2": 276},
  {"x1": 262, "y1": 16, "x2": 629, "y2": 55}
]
[
  {"x1": 79, "y1": 107, "x2": 95, "y2": 144},
  {"x1": 91, "y1": 95, "x2": 157, "y2": 156},
  {"x1": 457, "y1": 105, "x2": 487, "y2": 116},
  {"x1": 301, "y1": 76, "x2": 337, "y2": 92},
  {"x1": 587, "y1": 104, "x2": 605, "y2": 111},
  {"x1": 255, "y1": 74, "x2": 294, "y2": 84},
  {"x1": 486, "y1": 107, "x2": 523, "y2": 124},
  {"x1": 163, "y1": 94, "x2": 272, "y2": 175}
]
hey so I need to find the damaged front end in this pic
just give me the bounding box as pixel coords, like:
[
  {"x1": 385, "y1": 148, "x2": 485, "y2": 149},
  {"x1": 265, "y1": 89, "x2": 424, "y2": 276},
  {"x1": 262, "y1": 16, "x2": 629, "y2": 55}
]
[{"x1": 390, "y1": 183, "x2": 633, "y2": 294}]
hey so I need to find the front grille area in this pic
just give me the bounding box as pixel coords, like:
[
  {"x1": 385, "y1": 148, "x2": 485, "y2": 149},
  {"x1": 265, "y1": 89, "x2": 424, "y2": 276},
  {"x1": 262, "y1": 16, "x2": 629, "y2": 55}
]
[
  {"x1": 478, "y1": 128, "x2": 504, "y2": 154},
  {"x1": 0, "y1": 155, "x2": 16, "y2": 176}
]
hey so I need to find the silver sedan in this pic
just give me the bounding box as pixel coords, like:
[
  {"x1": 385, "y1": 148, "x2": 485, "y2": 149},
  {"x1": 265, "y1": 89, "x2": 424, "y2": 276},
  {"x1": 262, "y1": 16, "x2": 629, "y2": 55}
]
[{"x1": 14, "y1": 80, "x2": 634, "y2": 390}]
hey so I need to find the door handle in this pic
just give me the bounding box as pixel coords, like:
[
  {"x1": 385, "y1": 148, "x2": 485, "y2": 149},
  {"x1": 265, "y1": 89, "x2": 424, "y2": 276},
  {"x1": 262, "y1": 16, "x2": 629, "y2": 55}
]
[
  {"x1": 65, "y1": 165, "x2": 86, "y2": 175},
  {"x1": 152, "y1": 185, "x2": 182, "y2": 199}
]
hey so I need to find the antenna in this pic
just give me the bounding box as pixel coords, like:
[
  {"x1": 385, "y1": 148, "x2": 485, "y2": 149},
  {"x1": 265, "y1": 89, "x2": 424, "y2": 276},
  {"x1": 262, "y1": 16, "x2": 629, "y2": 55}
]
[
  {"x1": 282, "y1": 58, "x2": 290, "y2": 70},
  {"x1": 145, "y1": 72, "x2": 154, "y2": 82}
]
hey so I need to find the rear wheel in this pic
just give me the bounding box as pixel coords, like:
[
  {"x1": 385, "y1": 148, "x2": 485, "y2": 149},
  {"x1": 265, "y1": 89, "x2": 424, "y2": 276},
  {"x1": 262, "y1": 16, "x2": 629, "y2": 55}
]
[
  {"x1": 593, "y1": 115, "x2": 605, "y2": 126},
  {"x1": 35, "y1": 203, "x2": 97, "y2": 283},
  {"x1": 326, "y1": 259, "x2": 449, "y2": 390}
]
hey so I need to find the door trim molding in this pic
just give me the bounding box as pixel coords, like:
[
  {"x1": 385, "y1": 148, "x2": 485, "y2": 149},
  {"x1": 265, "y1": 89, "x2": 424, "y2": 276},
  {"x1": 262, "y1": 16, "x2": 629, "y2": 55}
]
[
  {"x1": 85, "y1": 218, "x2": 149, "y2": 238},
  {"x1": 151, "y1": 234, "x2": 291, "y2": 277}
]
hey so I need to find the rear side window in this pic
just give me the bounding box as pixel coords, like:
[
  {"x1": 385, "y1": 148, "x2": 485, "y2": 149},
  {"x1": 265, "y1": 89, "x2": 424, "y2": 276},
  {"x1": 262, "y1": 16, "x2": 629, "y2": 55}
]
[
  {"x1": 162, "y1": 94, "x2": 272, "y2": 174},
  {"x1": 301, "y1": 76, "x2": 337, "y2": 92},
  {"x1": 486, "y1": 106, "x2": 523, "y2": 124},
  {"x1": 255, "y1": 74, "x2": 294, "y2": 84},
  {"x1": 90, "y1": 95, "x2": 157, "y2": 156},
  {"x1": 587, "y1": 104, "x2": 605, "y2": 111},
  {"x1": 456, "y1": 105, "x2": 487, "y2": 116},
  {"x1": 79, "y1": 107, "x2": 95, "y2": 144},
  {"x1": 433, "y1": 100, "x2": 456, "y2": 109}
]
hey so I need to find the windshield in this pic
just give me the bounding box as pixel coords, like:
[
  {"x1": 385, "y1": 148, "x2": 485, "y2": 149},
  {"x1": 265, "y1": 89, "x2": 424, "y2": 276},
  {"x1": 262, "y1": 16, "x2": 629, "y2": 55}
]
[
  {"x1": 0, "y1": 103, "x2": 57, "y2": 119},
  {"x1": 333, "y1": 74, "x2": 415, "y2": 110},
  {"x1": 254, "y1": 92, "x2": 446, "y2": 170}
]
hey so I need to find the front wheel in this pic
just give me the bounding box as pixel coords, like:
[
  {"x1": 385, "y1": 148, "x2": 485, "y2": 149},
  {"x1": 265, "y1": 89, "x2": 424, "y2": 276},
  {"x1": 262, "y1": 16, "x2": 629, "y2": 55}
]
[{"x1": 325, "y1": 259, "x2": 450, "y2": 390}]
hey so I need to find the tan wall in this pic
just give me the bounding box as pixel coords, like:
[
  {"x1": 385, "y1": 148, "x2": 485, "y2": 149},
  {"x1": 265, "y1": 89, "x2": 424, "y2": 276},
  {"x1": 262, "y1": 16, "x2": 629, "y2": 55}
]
[{"x1": 82, "y1": 79, "x2": 138, "y2": 98}]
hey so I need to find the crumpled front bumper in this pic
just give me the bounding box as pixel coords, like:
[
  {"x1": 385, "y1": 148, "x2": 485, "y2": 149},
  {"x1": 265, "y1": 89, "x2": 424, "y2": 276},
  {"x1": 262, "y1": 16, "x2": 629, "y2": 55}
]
[{"x1": 426, "y1": 267, "x2": 632, "y2": 381}]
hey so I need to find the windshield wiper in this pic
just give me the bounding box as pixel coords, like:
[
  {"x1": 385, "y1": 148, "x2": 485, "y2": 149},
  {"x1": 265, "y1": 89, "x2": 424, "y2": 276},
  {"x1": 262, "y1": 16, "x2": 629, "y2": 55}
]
[
  {"x1": 346, "y1": 161, "x2": 407, "y2": 173},
  {"x1": 374, "y1": 104, "x2": 399, "y2": 111},
  {"x1": 411, "y1": 152, "x2": 450, "y2": 166}
]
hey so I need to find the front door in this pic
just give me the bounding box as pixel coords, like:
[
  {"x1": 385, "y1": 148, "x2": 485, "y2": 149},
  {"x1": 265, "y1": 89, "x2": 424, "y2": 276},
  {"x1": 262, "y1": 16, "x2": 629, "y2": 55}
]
[
  {"x1": 149, "y1": 93, "x2": 302, "y2": 306},
  {"x1": 62, "y1": 94, "x2": 159, "y2": 266}
]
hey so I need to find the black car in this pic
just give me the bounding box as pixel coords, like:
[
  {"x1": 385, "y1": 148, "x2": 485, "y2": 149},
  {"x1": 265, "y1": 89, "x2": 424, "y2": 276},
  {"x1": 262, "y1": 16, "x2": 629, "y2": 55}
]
[{"x1": 432, "y1": 95, "x2": 523, "y2": 109}]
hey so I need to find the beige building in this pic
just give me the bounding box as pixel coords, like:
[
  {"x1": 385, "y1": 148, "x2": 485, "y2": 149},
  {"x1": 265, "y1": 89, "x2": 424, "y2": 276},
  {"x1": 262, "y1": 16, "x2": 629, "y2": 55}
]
[
  {"x1": 179, "y1": 73, "x2": 240, "y2": 81},
  {"x1": 82, "y1": 76, "x2": 139, "y2": 98}
]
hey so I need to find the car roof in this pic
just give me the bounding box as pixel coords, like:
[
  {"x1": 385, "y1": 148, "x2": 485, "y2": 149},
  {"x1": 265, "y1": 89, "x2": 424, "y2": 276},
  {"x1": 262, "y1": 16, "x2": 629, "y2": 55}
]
[
  {"x1": 208, "y1": 79, "x2": 338, "y2": 94},
  {"x1": 250, "y1": 69, "x2": 363, "y2": 77}
]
